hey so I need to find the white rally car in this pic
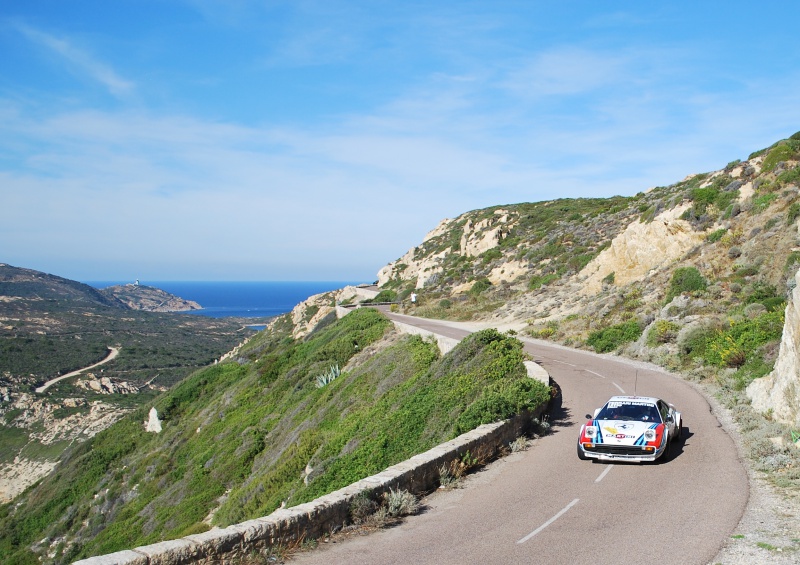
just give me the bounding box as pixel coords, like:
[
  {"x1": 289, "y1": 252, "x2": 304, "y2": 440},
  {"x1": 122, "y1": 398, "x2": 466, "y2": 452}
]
[{"x1": 577, "y1": 396, "x2": 682, "y2": 463}]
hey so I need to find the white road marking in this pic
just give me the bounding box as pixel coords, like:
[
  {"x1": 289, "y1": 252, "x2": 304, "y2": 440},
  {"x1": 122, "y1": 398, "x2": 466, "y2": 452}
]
[
  {"x1": 595, "y1": 465, "x2": 614, "y2": 483},
  {"x1": 612, "y1": 381, "x2": 626, "y2": 393},
  {"x1": 517, "y1": 498, "x2": 580, "y2": 544},
  {"x1": 551, "y1": 359, "x2": 577, "y2": 367},
  {"x1": 585, "y1": 369, "x2": 605, "y2": 379}
]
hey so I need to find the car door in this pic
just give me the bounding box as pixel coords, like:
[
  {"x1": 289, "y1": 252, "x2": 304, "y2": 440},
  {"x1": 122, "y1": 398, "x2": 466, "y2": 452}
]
[{"x1": 658, "y1": 400, "x2": 676, "y2": 438}]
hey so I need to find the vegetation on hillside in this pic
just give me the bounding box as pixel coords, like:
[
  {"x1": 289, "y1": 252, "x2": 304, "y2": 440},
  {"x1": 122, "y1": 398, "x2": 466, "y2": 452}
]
[
  {"x1": 3, "y1": 132, "x2": 800, "y2": 563},
  {"x1": 377, "y1": 132, "x2": 800, "y2": 493},
  {"x1": 0, "y1": 308, "x2": 549, "y2": 563}
]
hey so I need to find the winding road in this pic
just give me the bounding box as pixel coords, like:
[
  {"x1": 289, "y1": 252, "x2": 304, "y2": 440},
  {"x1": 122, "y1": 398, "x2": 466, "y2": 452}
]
[
  {"x1": 35, "y1": 346, "x2": 120, "y2": 393},
  {"x1": 291, "y1": 313, "x2": 748, "y2": 565}
]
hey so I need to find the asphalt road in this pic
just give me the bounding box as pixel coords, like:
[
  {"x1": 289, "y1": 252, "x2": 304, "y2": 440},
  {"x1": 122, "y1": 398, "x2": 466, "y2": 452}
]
[{"x1": 290, "y1": 314, "x2": 748, "y2": 565}]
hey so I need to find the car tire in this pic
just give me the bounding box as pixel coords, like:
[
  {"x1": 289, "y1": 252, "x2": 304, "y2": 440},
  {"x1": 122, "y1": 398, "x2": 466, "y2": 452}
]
[
  {"x1": 672, "y1": 422, "x2": 682, "y2": 443},
  {"x1": 577, "y1": 443, "x2": 588, "y2": 461}
]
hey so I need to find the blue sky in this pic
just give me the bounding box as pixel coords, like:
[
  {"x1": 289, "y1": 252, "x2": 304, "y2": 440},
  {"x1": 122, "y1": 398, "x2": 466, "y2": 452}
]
[{"x1": 2, "y1": 1, "x2": 799, "y2": 282}]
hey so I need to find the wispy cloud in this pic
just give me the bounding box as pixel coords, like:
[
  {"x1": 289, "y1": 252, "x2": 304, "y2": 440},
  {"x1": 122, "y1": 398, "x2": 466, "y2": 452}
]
[{"x1": 14, "y1": 22, "x2": 134, "y2": 98}]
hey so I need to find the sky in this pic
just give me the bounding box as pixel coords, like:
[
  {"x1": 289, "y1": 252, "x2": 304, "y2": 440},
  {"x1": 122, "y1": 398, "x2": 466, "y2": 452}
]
[{"x1": 2, "y1": 1, "x2": 799, "y2": 282}]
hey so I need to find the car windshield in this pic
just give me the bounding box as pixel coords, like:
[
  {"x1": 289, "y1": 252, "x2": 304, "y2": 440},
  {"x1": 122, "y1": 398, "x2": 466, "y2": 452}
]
[{"x1": 596, "y1": 401, "x2": 661, "y2": 423}]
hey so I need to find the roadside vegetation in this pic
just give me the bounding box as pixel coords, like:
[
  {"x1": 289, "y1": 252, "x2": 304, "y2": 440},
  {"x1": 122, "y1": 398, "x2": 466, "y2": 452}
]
[
  {"x1": 0, "y1": 308, "x2": 550, "y2": 563},
  {"x1": 379, "y1": 133, "x2": 800, "y2": 497},
  {"x1": 4, "y1": 133, "x2": 800, "y2": 563}
]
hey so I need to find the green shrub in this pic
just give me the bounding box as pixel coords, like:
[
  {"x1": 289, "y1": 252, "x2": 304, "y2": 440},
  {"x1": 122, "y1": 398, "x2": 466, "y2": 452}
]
[
  {"x1": 707, "y1": 228, "x2": 727, "y2": 243},
  {"x1": 665, "y1": 267, "x2": 707, "y2": 303},
  {"x1": 528, "y1": 273, "x2": 559, "y2": 290},
  {"x1": 469, "y1": 278, "x2": 492, "y2": 296},
  {"x1": 788, "y1": 203, "x2": 800, "y2": 225},
  {"x1": 481, "y1": 248, "x2": 502, "y2": 264},
  {"x1": 777, "y1": 166, "x2": 800, "y2": 188},
  {"x1": 369, "y1": 289, "x2": 397, "y2": 303},
  {"x1": 703, "y1": 311, "x2": 784, "y2": 368},
  {"x1": 751, "y1": 193, "x2": 778, "y2": 214},
  {"x1": 762, "y1": 141, "x2": 800, "y2": 172},
  {"x1": 587, "y1": 320, "x2": 642, "y2": 353},
  {"x1": 647, "y1": 320, "x2": 680, "y2": 346}
]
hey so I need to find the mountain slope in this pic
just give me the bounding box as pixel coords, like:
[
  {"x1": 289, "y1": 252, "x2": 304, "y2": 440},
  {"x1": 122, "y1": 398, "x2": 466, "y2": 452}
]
[
  {"x1": 2, "y1": 132, "x2": 800, "y2": 563},
  {"x1": 0, "y1": 309, "x2": 547, "y2": 563},
  {"x1": 99, "y1": 284, "x2": 201, "y2": 312},
  {"x1": 0, "y1": 264, "x2": 253, "y2": 504}
]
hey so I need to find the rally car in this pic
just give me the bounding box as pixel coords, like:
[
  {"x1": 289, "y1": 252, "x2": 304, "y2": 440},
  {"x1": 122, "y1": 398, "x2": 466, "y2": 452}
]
[{"x1": 577, "y1": 395, "x2": 682, "y2": 463}]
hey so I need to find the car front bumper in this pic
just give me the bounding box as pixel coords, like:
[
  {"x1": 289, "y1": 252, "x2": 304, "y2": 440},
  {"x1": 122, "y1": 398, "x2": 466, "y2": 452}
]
[{"x1": 578, "y1": 441, "x2": 665, "y2": 463}]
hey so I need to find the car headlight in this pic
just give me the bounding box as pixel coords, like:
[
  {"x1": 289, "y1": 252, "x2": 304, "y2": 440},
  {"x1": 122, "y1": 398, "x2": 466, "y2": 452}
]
[
  {"x1": 644, "y1": 429, "x2": 656, "y2": 442},
  {"x1": 585, "y1": 426, "x2": 597, "y2": 438}
]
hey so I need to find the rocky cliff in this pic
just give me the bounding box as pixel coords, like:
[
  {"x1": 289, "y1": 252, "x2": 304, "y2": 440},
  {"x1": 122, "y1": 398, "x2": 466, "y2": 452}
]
[
  {"x1": 748, "y1": 266, "x2": 800, "y2": 426},
  {"x1": 364, "y1": 134, "x2": 800, "y2": 425}
]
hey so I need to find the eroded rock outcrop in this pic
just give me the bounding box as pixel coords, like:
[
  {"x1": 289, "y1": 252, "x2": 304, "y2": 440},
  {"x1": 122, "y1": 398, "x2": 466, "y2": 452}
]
[
  {"x1": 377, "y1": 218, "x2": 455, "y2": 288},
  {"x1": 578, "y1": 204, "x2": 704, "y2": 294},
  {"x1": 377, "y1": 210, "x2": 518, "y2": 289},
  {"x1": 747, "y1": 268, "x2": 800, "y2": 427},
  {"x1": 459, "y1": 209, "x2": 513, "y2": 258}
]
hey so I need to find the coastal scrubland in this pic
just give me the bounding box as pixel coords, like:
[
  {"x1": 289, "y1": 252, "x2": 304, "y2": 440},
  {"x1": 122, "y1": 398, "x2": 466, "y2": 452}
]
[{"x1": 0, "y1": 308, "x2": 549, "y2": 563}]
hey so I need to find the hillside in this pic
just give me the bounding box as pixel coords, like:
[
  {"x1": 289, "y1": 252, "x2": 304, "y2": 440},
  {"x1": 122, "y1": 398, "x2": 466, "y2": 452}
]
[
  {"x1": 2, "y1": 132, "x2": 800, "y2": 563},
  {"x1": 0, "y1": 308, "x2": 547, "y2": 563},
  {"x1": 99, "y1": 283, "x2": 201, "y2": 312},
  {"x1": 0, "y1": 264, "x2": 256, "y2": 502},
  {"x1": 285, "y1": 133, "x2": 800, "y2": 486}
]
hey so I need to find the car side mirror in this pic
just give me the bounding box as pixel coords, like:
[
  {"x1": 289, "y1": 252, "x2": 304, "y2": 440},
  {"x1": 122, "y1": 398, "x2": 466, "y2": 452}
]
[
  {"x1": 666, "y1": 414, "x2": 674, "y2": 423},
  {"x1": 585, "y1": 414, "x2": 592, "y2": 419}
]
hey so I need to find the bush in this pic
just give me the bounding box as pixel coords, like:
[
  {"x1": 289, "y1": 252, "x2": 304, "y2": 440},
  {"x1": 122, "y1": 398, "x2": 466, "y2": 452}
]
[
  {"x1": 703, "y1": 311, "x2": 784, "y2": 368},
  {"x1": 383, "y1": 488, "x2": 419, "y2": 517},
  {"x1": 368, "y1": 290, "x2": 397, "y2": 303},
  {"x1": 528, "y1": 273, "x2": 559, "y2": 290},
  {"x1": 469, "y1": 278, "x2": 492, "y2": 296},
  {"x1": 777, "y1": 164, "x2": 800, "y2": 185},
  {"x1": 647, "y1": 320, "x2": 680, "y2": 346},
  {"x1": 788, "y1": 202, "x2": 800, "y2": 225},
  {"x1": 587, "y1": 320, "x2": 642, "y2": 353},
  {"x1": 762, "y1": 142, "x2": 800, "y2": 172},
  {"x1": 706, "y1": 228, "x2": 727, "y2": 243},
  {"x1": 665, "y1": 267, "x2": 707, "y2": 304}
]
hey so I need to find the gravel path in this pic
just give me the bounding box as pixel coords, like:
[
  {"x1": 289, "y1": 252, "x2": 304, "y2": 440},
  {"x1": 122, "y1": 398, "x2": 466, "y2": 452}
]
[
  {"x1": 34, "y1": 346, "x2": 119, "y2": 393},
  {"x1": 707, "y1": 391, "x2": 800, "y2": 564}
]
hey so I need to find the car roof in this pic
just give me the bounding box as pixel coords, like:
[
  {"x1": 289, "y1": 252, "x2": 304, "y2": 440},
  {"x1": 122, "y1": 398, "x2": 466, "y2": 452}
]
[{"x1": 605, "y1": 395, "x2": 659, "y2": 405}]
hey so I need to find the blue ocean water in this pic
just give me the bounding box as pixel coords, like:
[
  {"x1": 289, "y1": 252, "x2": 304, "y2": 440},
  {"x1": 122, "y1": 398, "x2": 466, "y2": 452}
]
[{"x1": 83, "y1": 281, "x2": 363, "y2": 319}]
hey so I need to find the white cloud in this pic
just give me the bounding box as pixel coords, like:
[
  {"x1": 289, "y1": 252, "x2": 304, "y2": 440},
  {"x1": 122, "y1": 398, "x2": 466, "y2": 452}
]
[{"x1": 14, "y1": 23, "x2": 134, "y2": 98}]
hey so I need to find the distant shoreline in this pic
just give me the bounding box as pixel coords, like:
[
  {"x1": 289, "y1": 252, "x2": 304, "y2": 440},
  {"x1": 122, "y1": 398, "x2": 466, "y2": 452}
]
[{"x1": 83, "y1": 280, "x2": 366, "y2": 319}]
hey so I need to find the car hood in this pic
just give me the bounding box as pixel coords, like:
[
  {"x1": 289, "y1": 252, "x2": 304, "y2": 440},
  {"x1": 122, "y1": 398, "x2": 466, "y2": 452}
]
[{"x1": 591, "y1": 419, "x2": 659, "y2": 446}]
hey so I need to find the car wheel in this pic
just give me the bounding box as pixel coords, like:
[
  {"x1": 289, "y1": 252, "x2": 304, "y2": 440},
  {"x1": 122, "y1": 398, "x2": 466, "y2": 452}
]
[
  {"x1": 577, "y1": 443, "x2": 588, "y2": 461},
  {"x1": 660, "y1": 438, "x2": 671, "y2": 462},
  {"x1": 672, "y1": 422, "x2": 682, "y2": 443}
]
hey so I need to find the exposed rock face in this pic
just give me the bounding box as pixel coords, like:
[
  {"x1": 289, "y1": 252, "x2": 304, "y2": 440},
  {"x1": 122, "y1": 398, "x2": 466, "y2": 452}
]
[
  {"x1": 279, "y1": 286, "x2": 376, "y2": 340},
  {"x1": 578, "y1": 204, "x2": 703, "y2": 294},
  {"x1": 460, "y1": 209, "x2": 513, "y2": 258},
  {"x1": 0, "y1": 458, "x2": 57, "y2": 502},
  {"x1": 488, "y1": 259, "x2": 529, "y2": 285},
  {"x1": 0, "y1": 394, "x2": 132, "y2": 503},
  {"x1": 377, "y1": 210, "x2": 516, "y2": 288},
  {"x1": 145, "y1": 407, "x2": 162, "y2": 433},
  {"x1": 76, "y1": 375, "x2": 140, "y2": 394},
  {"x1": 747, "y1": 267, "x2": 800, "y2": 427},
  {"x1": 377, "y1": 218, "x2": 455, "y2": 287}
]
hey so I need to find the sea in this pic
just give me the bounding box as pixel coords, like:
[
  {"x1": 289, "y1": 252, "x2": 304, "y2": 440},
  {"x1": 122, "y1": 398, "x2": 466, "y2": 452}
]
[{"x1": 83, "y1": 281, "x2": 364, "y2": 323}]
